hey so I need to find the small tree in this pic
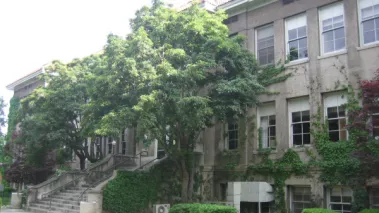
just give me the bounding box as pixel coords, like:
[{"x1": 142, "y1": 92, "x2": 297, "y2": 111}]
[{"x1": 18, "y1": 56, "x2": 104, "y2": 170}]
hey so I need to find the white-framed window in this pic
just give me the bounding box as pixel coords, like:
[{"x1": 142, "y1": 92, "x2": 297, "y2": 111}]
[
  {"x1": 256, "y1": 24, "x2": 275, "y2": 65},
  {"x1": 328, "y1": 186, "x2": 352, "y2": 213},
  {"x1": 258, "y1": 103, "x2": 276, "y2": 149},
  {"x1": 285, "y1": 14, "x2": 308, "y2": 61},
  {"x1": 227, "y1": 123, "x2": 238, "y2": 150},
  {"x1": 291, "y1": 186, "x2": 312, "y2": 213},
  {"x1": 370, "y1": 188, "x2": 379, "y2": 208},
  {"x1": 358, "y1": 0, "x2": 379, "y2": 45},
  {"x1": 324, "y1": 92, "x2": 348, "y2": 142},
  {"x1": 319, "y1": 2, "x2": 346, "y2": 54},
  {"x1": 288, "y1": 97, "x2": 310, "y2": 147}
]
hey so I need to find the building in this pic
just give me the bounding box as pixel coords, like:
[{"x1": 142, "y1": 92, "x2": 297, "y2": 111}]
[{"x1": 194, "y1": 0, "x2": 379, "y2": 212}]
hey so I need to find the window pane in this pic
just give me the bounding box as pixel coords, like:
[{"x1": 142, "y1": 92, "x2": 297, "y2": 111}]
[
  {"x1": 325, "y1": 40, "x2": 335, "y2": 53},
  {"x1": 269, "y1": 126, "x2": 276, "y2": 136},
  {"x1": 342, "y1": 196, "x2": 352, "y2": 203},
  {"x1": 328, "y1": 107, "x2": 338, "y2": 118},
  {"x1": 334, "y1": 28, "x2": 345, "y2": 39},
  {"x1": 332, "y1": 204, "x2": 342, "y2": 210},
  {"x1": 335, "y1": 38, "x2": 346, "y2": 51},
  {"x1": 269, "y1": 115, "x2": 276, "y2": 125},
  {"x1": 363, "y1": 20, "x2": 375, "y2": 32},
  {"x1": 324, "y1": 31, "x2": 334, "y2": 41},
  {"x1": 340, "y1": 130, "x2": 347, "y2": 141},
  {"x1": 298, "y1": 26, "x2": 307, "y2": 37},
  {"x1": 293, "y1": 124, "x2": 302, "y2": 134},
  {"x1": 293, "y1": 111, "x2": 301, "y2": 122},
  {"x1": 333, "y1": 15, "x2": 344, "y2": 28},
  {"x1": 329, "y1": 119, "x2": 339, "y2": 131},
  {"x1": 364, "y1": 30, "x2": 376, "y2": 44},
  {"x1": 323, "y1": 19, "x2": 333, "y2": 31},
  {"x1": 299, "y1": 38, "x2": 307, "y2": 48},
  {"x1": 329, "y1": 131, "x2": 339, "y2": 142},
  {"x1": 331, "y1": 196, "x2": 341, "y2": 202},
  {"x1": 289, "y1": 28, "x2": 298, "y2": 40},
  {"x1": 302, "y1": 110, "x2": 310, "y2": 121},
  {"x1": 293, "y1": 134, "x2": 303, "y2": 145},
  {"x1": 362, "y1": 7, "x2": 374, "y2": 20},
  {"x1": 303, "y1": 123, "x2": 310, "y2": 133},
  {"x1": 303, "y1": 134, "x2": 310, "y2": 144}
]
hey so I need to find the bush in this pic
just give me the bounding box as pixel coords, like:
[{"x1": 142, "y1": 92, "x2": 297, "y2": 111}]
[
  {"x1": 302, "y1": 209, "x2": 336, "y2": 213},
  {"x1": 359, "y1": 209, "x2": 379, "y2": 213},
  {"x1": 169, "y1": 203, "x2": 237, "y2": 213}
]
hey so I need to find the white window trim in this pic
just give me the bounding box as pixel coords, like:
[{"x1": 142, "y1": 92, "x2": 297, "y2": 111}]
[
  {"x1": 327, "y1": 186, "x2": 353, "y2": 213},
  {"x1": 285, "y1": 13, "x2": 308, "y2": 62},
  {"x1": 288, "y1": 97, "x2": 310, "y2": 148},
  {"x1": 319, "y1": 2, "x2": 347, "y2": 56},
  {"x1": 225, "y1": 123, "x2": 238, "y2": 150},
  {"x1": 358, "y1": 0, "x2": 379, "y2": 47},
  {"x1": 255, "y1": 24, "x2": 275, "y2": 65},
  {"x1": 323, "y1": 91, "x2": 349, "y2": 141}
]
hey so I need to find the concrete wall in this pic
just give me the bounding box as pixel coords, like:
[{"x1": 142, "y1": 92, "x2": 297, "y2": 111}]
[{"x1": 202, "y1": 0, "x2": 379, "y2": 209}]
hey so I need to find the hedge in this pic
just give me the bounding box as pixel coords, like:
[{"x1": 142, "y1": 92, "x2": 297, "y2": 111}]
[
  {"x1": 358, "y1": 209, "x2": 379, "y2": 213},
  {"x1": 302, "y1": 208, "x2": 336, "y2": 213},
  {"x1": 169, "y1": 203, "x2": 237, "y2": 213}
]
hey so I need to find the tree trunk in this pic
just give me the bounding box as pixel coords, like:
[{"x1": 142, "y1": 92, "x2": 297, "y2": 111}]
[{"x1": 180, "y1": 159, "x2": 190, "y2": 203}]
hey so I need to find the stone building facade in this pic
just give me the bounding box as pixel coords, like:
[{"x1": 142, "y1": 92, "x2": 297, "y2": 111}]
[{"x1": 194, "y1": 0, "x2": 379, "y2": 212}]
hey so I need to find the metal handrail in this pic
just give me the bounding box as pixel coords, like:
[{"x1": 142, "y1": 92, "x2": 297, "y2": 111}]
[{"x1": 77, "y1": 151, "x2": 149, "y2": 203}]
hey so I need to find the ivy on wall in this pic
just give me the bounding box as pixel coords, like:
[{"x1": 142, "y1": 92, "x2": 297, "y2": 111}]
[{"x1": 6, "y1": 97, "x2": 20, "y2": 142}]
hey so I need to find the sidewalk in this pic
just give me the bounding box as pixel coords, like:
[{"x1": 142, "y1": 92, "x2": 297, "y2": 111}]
[{"x1": 0, "y1": 208, "x2": 31, "y2": 213}]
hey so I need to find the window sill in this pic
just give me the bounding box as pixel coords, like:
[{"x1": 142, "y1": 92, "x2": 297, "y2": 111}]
[
  {"x1": 284, "y1": 58, "x2": 309, "y2": 67},
  {"x1": 317, "y1": 50, "x2": 347, "y2": 60},
  {"x1": 356, "y1": 42, "x2": 379, "y2": 51}
]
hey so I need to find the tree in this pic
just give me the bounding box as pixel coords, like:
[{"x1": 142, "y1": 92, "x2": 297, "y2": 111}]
[
  {"x1": 0, "y1": 96, "x2": 5, "y2": 132},
  {"x1": 88, "y1": 2, "x2": 289, "y2": 202},
  {"x1": 18, "y1": 56, "x2": 105, "y2": 170}
]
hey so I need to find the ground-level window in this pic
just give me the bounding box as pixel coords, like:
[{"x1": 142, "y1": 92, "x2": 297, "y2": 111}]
[
  {"x1": 228, "y1": 123, "x2": 238, "y2": 150},
  {"x1": 292, "y1": 186, "x2": 311, "y2": 213},
  {"x1": 371, "y1": 188, "x2": 379, "y2": 208},
  {"x1": 329, "y1": 186, "x2": 352, "y2": 213}
]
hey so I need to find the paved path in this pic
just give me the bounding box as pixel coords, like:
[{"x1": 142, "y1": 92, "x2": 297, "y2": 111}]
[{"x1": 0, "y1": 208, "x2": 31, "y2": 213}]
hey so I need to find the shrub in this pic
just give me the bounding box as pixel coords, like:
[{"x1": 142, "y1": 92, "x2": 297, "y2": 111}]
[
  {"x1": 359, "y1": 209, "x2": 379, "y2": 213},
  {"x1": 169, "y1": 203, "x2": 237, "y2": 213},
  {"x1": 302, "y1": 208, "x2": 336, "y2": 213}
]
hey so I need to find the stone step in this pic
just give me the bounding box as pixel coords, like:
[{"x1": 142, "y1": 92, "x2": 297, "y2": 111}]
[
  {"x1": 36, "y1": 200, "x2": 80, "y2": 209},
  {"x1": 39, "y1": 199, "x2": 80, "y2": 206},
  {"x1": 30, "y1": 203, "x2": 80, "y2": 212},
  {"x1": 29, "y1": 206, "x2": 79, "y2": 213}
]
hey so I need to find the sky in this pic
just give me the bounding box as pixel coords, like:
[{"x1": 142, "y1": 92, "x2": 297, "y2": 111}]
[{"x1": 0, "y1": 0, "x2": 187, "y2": 133}]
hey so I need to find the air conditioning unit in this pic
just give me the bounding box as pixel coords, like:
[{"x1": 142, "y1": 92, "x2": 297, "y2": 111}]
[{"x1": 154, "y1": 204, "x2": 170, "y2": 213}]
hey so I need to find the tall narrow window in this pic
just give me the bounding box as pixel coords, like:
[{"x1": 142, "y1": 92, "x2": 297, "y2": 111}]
[
  {"x1": 256, "y1": 24, "x2": 275, "y2": 65},
  {"x1": 327, "y1": 106, "x2": 347, "y2": 141},
  {"x1": 289, "y1": 98, "x2": 310, "y2": 147},
  {"x1": 108, "y1": 137, "x2": 113, "y2": 154},
  {"x1": 319, "y1": 2, "x2": 346, "y2": 54},
  {"x1": 329, "y1": 187, "x2": 352, "y2": 213},
  {"x1": 228, "y1": 123, "x2": 238, "y2": 150},
  {"x1": 260, "y1": 115, "x2": 276, "y2": 148},
  {"x1": 286, "y1": 14, "x2": 308, "y2": 61},
  {"x1": 359, "y1": 0, "x2": 379, "y2": 45},
  {"x1": 292, "y1": 187, "x2": 311, "y2": 213},
  {"x1": 291, "y1": 110, "x2": 310, "y2": 146},
  {"x1": 324, "y1": 92, "x2": 348, "y2": 142}
]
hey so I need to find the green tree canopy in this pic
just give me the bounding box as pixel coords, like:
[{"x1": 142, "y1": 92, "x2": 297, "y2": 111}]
[{"x1": 86, "y1": 2, "x2": 289, "y2": 201}]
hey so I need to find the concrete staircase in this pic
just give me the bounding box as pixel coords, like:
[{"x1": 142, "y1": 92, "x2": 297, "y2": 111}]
[{"x1": 29, "y1": 186, "x2": 87, "y2": 213}]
